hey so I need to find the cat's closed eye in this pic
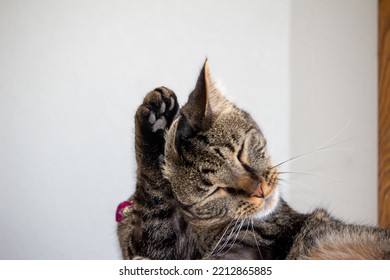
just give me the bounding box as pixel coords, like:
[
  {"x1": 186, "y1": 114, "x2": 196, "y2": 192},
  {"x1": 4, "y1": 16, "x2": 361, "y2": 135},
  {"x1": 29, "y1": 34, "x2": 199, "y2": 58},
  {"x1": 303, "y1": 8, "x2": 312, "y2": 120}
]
[{"x1": 208, "y1": 186, "x2": 225, "y2": 197}]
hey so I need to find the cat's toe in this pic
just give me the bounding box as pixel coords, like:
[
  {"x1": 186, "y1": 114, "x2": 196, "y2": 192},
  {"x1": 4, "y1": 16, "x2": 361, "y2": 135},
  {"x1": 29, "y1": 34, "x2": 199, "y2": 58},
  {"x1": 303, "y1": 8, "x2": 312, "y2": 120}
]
[
  {"x1": 138, "y1": 87, "x2": 179, "y2": 133},
  {"x1": 148, "y1": 111, "x2": 156, "y2": 124},
  {"x1": 153, "y1": 87, "x2": 179, "y2": 121},
  {"x1": 152, "y1": 116, "x2": 167, "y2": 132},
  {"x1": 168, "y1": 97, "x2": 175, "y2": 111},
  {"x1": 134, "y1": 87, "x2": 178, "y2": 163},
  {"x1": 159, "y1": 101, "x2": 166, "y2": 114}
]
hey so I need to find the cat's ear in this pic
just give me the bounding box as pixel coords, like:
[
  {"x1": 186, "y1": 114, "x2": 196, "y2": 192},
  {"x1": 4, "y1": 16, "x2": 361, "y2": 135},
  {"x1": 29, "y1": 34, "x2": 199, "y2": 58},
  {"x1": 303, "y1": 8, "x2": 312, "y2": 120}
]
[
  {"x1": 176, "y1": 60, "x2": 215, "y2": 143},
  {"x1": 182, "y1": 59, "x2": 213, "y2": 130}
]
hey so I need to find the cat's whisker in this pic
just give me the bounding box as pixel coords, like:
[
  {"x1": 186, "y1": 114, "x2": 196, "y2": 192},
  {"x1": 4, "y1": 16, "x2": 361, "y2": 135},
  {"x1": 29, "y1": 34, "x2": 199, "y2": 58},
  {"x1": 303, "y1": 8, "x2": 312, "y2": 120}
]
[
  {"x1": 207, "y1": 218, "x2": 236, "y2": 258},
  {"x1": 293, "y1": 118, "x2": 348, "y2": 153},
  {"x1": 231, "y1": 218, "x2": 246, "y2": 247},
  {"x1": 270, "y1": 119, "x2": 357, "y2": 171},
  {"x1": 250, "y1": 218, "x2": 263, "y2": 260},
  {"x1": 270, "y1": 146, "x2": 356, "y2": 170},
  {"x1": 316, "y1": 118, "x2": 353, "y2": 150},
  {"x1": 279, "y1": 177, "x2": 329, "y2": 195},
  {"x1": 241, "y1": 217, "x2": 251, "y2": 241},
  {"x1": 218, "y1": 219, "x2": 241, "y2": 254},
  {"x1": 209, "y1": 217, "x2": 242, "y2": 257},
  {"x1": 217, "y1": 213, "x2": 250, "y2": 257},
  {"x1": 219, "y1": 216, "x2": 246, "y2": 255},
  {"x1": 277, "y1": 178, "x2": 319, "y2": 204},
  {"x1": 278, "y1": 171, "x2": 346, "y2": 183},
  {"x1": 220, "y1": 218, "x2": 246, "y2": 257}
]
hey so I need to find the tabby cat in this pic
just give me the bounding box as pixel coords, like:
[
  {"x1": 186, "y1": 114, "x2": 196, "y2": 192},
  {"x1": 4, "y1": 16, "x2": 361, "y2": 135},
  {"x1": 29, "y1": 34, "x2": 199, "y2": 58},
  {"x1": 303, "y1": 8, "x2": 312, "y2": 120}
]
[{"x1": 117, "y1": 60, "x2": 390, "y2": 260}]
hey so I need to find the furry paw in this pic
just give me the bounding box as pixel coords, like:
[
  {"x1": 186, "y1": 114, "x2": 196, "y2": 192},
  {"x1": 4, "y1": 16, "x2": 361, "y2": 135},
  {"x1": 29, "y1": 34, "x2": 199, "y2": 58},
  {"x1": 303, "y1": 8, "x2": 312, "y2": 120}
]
[
  {"x1": 135, "y1": 87, "x2": 179, "y2": 164},
  {"x1": 136, "y1": 87, "x2": 179, "y2": 135}
]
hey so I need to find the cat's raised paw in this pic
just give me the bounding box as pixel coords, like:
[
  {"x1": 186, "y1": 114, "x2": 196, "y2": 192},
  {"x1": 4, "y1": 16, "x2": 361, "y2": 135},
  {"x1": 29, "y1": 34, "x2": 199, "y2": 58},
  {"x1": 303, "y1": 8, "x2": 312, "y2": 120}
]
[{"x1": 136, "y1": 87, "x2": 179, "y2": 136}]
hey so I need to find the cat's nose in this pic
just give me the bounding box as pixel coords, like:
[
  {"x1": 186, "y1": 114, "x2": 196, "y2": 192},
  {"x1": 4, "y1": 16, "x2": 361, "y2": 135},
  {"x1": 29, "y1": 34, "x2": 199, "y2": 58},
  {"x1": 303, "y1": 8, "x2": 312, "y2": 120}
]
[
  {"x1": 250, "y1": 180, "x2": 264, "y2": 198},
  {"x1": 236, "y1": 175, "x2": 260, "y2": 196},
  {"x1": 250, "y1": 178, "x2": 273, "y2": 199}
]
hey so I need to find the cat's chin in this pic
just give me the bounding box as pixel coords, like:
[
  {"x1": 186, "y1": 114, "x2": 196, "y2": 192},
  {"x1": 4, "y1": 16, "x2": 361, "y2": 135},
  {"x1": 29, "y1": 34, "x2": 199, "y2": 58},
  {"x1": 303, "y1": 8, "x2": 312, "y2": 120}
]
[{"x1": 252, "y1": 188, "x2": 280, "y2": 220}]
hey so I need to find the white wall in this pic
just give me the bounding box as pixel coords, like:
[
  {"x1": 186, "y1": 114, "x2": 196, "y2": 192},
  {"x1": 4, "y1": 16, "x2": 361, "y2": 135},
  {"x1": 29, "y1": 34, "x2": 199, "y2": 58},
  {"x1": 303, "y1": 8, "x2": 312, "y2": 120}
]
[
  {"x1": 0, "y1": 0, "x2": 290, "y2": 259},
  {"x1": 288, "y1": 0, "x2": 378, "y2": 225}
]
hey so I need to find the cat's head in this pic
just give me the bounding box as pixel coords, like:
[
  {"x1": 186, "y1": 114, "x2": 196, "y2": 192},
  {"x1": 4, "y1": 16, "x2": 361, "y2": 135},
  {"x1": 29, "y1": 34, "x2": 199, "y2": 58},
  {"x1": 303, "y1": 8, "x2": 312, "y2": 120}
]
[{"x1": 163, "y1": 60, "x2": 280, "y2": 225}]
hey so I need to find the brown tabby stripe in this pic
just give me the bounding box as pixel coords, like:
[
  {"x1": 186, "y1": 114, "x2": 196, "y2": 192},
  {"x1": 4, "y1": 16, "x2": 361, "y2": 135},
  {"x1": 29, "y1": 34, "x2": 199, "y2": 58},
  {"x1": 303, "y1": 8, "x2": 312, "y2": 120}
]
[
  {"x1": 201, "y1": 178, "x2": 214, "y2": 186},
  {"x1": 213, "y1": 147, "x2": 226, "y2": 159},
  {"x1": 224, "y1": 143, "x2": 236, "y2": 153},
  {"x1": 196, "y1": 134, "x2": 210, "y2": 144}
]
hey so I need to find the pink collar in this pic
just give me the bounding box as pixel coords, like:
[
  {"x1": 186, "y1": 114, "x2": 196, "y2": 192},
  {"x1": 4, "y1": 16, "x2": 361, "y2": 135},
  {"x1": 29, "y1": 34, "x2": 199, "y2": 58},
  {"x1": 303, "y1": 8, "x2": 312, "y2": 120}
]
[{"x1": 115, "y1": 201, "x2": 133, "y2": 222}]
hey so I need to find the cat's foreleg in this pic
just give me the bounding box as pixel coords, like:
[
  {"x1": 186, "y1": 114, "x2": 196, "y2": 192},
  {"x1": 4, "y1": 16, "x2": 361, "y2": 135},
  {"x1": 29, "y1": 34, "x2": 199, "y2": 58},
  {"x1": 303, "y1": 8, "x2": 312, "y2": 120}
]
[
  {"x1": 135, "y1": 86, "x2": 179, "y2": 172},
  {"x1": 127, "y1": 87, "x2": 180, "y2": 259}
]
